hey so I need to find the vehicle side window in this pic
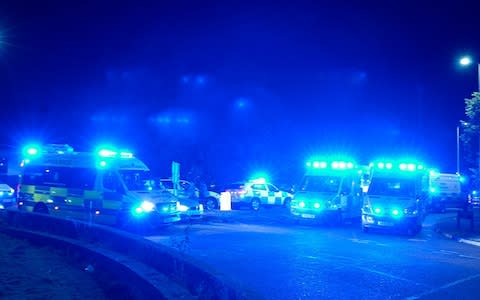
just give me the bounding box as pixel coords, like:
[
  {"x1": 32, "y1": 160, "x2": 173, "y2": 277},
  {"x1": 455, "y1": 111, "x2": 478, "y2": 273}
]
[
  {"x1": 267, "y1": 184, "x2": 279, "y2": 192},
  {"x1": 341, "y1": 177, "x2": 352, "y2": 194},
  {"x1": 103, "y1": 171, "x2": 123, "y2": 192},
  {"x1": 22, "y1": 166, "x2": 95, "y2": 189},
  {"x1": 251, "y1": 184, "x2": 267, "y2": 191}
]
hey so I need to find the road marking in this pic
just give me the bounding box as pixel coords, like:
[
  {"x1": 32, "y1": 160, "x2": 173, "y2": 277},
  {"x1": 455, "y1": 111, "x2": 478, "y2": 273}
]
[
  {"x1": 349, "y1": 238, "x2": 370, "y2": 244},
  {"x1": 439, "y1": 250, "x2": 458, "y2": 255},
  {"x1": 353, "y1": 265, "x2": 428, "y2": 287},
  {"x1": 458, "y1": 254, "x2": 480, "y2": 260},
  {"x1": 459, "y1": 238, "x2": 480, "y2": 247},
  {"x1": 408, "y1": 238, "x2": 427, "y2": 242},
  {"x1": 405, "y1": 273, "x2": 480, "y2": 300}
]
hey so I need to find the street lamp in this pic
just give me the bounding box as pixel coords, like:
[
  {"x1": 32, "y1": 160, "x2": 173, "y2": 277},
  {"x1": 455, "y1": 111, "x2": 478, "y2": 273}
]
[
  {"x1": 459, "y1": 56, "x2": 480, "y2": 186},
  {"x1": 457, "y1": 121, "x2": 468, "y2": 174},
  {"x1": 459, "y1": 55, "x2": 480, "y2": 92}
]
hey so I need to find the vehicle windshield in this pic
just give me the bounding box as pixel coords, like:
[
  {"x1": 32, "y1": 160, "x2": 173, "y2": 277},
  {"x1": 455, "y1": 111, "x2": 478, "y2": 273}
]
[
  {"x1": 300, "y1": 175, "x2": 342, "y2": 193},
  {"x1": 119, "y1": 170, "x2": 158, "y2": 191},
  {"x1": 368, "y1": 177, "x2": 416, "y2": 197}
]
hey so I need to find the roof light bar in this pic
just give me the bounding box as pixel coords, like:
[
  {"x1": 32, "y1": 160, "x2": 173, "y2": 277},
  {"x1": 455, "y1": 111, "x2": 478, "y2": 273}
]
[{"x1": 307, "y1": 160, "x2": 355, "y2": 170}]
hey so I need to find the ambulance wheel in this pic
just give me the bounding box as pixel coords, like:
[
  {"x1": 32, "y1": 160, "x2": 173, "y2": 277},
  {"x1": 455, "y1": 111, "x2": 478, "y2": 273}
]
[
  {"x1": 205, "y1": 197, "x2": 218, "y2": 210},
  {"x1": 362, "y1": 225, "x2": 369, "y2": 233},
  {"x1": 33, "y1": 203, "x2": 49, "y2": 214},
  {"x1": 251, "y1": 198, "x2": 261, "y2": 211}
]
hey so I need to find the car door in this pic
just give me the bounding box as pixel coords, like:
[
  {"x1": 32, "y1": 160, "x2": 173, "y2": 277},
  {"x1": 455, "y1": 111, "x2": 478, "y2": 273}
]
[
  {"x1": 251, "y1": 183, "x2": 269, "y2": 204},
  {"x1": 267, "y1": 184, "x2": 283, "y2": 205},
  {"x1": 98, "y1": 170, "x2": 125, "y2": 224}
]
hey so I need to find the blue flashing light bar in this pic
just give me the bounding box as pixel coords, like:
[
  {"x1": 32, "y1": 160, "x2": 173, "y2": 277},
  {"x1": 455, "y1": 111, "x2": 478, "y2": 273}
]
[
  {"x1": 98, "y1": 148, "x2": 134, "y2": 158},
  {"x1": 120, "y1": 152, "x2": 134, "y2": 158},
  {"x1": 23, "y1": 144, "x2": 41, "y2": 157},
  {"x1": 98, "y1": 149, "x2": 118, "y2": 157},
  {"x1": 251, "y1": 177, "x2": 267, "y2": 184},
  {"x1": 27, "y1": 147, "x2": 38, "y2": 155},
  {"x1": 307, "y1": 160, "x2": 355, "y2": 170},
  {"x1": 371, "y1": 161, "x2": 425, "y2": 172}
]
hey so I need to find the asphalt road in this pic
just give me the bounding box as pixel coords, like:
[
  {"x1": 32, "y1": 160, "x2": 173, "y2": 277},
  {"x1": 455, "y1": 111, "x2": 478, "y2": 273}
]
[{"x1": 147, "y1": 208, "x2": 480, "y2": 300}]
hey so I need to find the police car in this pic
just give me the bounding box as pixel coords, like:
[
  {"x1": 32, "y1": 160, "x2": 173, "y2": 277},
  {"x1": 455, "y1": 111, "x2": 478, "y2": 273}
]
[
  {"x1": 225, "y1": 178, "x2": 293, "y2": 210},
  {"x1": 0, "y1": 183, "x2": 15, "y2": 209}
]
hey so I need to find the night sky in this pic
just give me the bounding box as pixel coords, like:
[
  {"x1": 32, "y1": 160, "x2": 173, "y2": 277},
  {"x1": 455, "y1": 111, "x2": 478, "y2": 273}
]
[{"x1": 1, "y1": 0, "x2": 479, "y2": 183}]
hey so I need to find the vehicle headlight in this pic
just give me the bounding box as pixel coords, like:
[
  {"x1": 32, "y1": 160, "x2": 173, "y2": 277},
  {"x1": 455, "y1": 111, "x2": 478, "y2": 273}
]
[
  {"x1": 391, "y1": 209, "x2": 401, "y2": 217},
  {"x1": 140, "y1": 201, "x2": 155, "y2": 212},
  {"x1": 299, "y1": 201, "x2": 305, "y2": 208},
  {"x1": 178, "y1": 204, "x2": 189, "y2": 212}
]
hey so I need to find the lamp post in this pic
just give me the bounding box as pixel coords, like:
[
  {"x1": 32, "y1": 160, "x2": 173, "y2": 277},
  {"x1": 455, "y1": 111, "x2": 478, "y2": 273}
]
[
  {"x1": 459, "y1": 55, "x2": 480, "y2": 92},
  {"x1": 459, "y1": 56, "x2": 480, "y2": 186},
  {"x1": 457, "y1": 121, "x2": 469, "y2": 175},
  {"x1": 457, "y1": 124, "x2": 460, "y2": 174}
]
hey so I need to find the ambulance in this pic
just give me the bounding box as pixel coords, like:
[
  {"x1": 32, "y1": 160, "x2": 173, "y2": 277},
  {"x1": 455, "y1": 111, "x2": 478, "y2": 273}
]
[
  {"x1": 17, "y1": 144, "x2": 180, "y2": 227},
  {"x1": 361, "y1": 161, "x2": 428, "y2": 235},
  {"x1": 428, "y1": 171, "x2": 465, "y2": 212},
  {"x1": 290, "y1": 159, "x2": 363, "y2": 223}
]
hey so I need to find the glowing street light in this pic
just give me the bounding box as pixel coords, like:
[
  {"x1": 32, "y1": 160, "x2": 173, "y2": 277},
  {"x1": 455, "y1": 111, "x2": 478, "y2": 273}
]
[
  {"x1": 459, "y1": 56, "x2": 473, "y2": 66},
  {"x1": 458, "y1": 55, "x2": 480, "y2": 92}
]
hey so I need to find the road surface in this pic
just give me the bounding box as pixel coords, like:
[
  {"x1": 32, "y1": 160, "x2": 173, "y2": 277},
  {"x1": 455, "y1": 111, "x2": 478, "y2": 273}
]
[{"x1": 147, "y1": 208, "x2": 480, "y2": 299}]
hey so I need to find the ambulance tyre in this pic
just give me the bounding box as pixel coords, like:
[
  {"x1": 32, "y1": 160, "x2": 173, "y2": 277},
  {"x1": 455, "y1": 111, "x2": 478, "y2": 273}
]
[
  {"x1": 362, "y1": 225, "x2": 369, "y2": 233},
  {"x1": 205, "y1": 197, "x2": 218, "y2": 210},
  {"x1": 251, "y1": 198, "x2": 261, "y2": 211},
  {"x1": 33, "y1": 203, "x2": 49, "y2": 214}
]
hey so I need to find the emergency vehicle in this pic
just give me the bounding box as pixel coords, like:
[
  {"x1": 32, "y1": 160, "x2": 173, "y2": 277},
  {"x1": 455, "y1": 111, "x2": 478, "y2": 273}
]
[
  {"x1": 428, "y1": 171, "x2": 465, "y2": 212},
  {"x1": 158, "y1": 178, "x2": 204, "y2": 219},
  {"x1": 225, "y1": 178, "x2": 293, "y2": 210},
  {"x1": 0, "y1": 183, "x2": 15, "y2": 209},
  {"x1": 290, "y1": 159, "x2": 363, "y2": 223},
  {"x1": 17, "y1": 144, "x2": 181, "y2": 227},
  {"x1": 159, "y1": 178, "x2": 219, "y2": 211},
  {"x1": 362, "y1": 161, "x2": 428, "y2": 235}
]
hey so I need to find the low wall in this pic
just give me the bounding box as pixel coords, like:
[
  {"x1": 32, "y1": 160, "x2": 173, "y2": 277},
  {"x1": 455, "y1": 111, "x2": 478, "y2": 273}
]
[{"x1": 3, "y1": 209, "x2": 261, "y2": 300}]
